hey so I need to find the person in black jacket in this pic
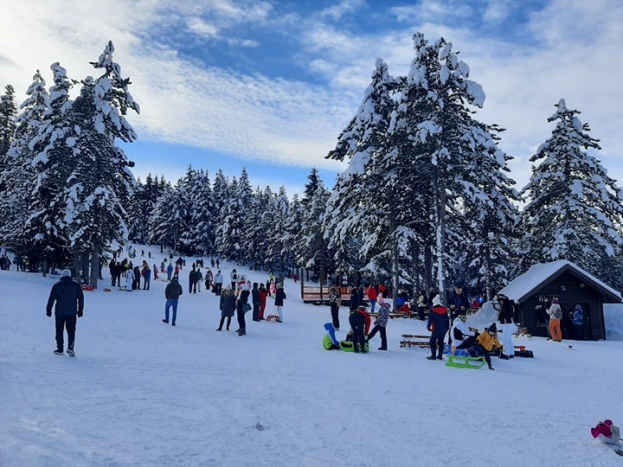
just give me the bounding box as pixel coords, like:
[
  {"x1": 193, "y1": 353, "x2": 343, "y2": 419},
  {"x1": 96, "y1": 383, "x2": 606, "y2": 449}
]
[
  {"x1": 236, "y1": 281, "x2": 251, "y2": 335},
  {"x1": 46, "y1": 269, "x2": 84, "y2": 356},
  {"x1": 251, "y1": 282, "x2": 261, "y2": 322},
  {"x1": 163, "y1": 277, "x2": 183, "y2": 326}
]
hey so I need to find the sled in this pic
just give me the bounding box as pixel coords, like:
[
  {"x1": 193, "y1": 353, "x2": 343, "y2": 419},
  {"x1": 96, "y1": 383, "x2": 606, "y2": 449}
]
[
  {"x1": 446, "y1": 355, "x2": 486, "y2": 369},
  {"x1": 514, "y1": 349, "x2": 534, "y2": 358},
  {"x1": 81, "y1": 285, "x2": 95, "y2": 291},
  {"x1": 103, "y1": 288, "x2": 112, "y2": 292},
  {"x1": 323, "y1": 323, "x2": 339, "y2": 346},
  {"x1": 265, "y1": 315, "x2": 282, "y2": 322}
]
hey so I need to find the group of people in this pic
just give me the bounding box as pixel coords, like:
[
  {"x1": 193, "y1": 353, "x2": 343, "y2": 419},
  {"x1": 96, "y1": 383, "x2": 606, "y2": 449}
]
[{"x1": 217, "y1": 278, "x2": 286, "y2": 336}]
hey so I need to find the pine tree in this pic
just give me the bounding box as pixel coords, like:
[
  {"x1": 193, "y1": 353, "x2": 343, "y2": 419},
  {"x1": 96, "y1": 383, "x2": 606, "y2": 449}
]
[
  {"x1": 25, "y1": 62, "x2": 75, "y2": 269},
  {"x1": 64, "y1": 41, "x2": 139, "y2": 285},
  {"x1": 0, "y1": 84, "x2": 17, "y2": 160},
  {"x1": 519, "y1": 99, "x2": 623, "y2": 279},
  {"x1": 0, "y1": 72, "x2": 49, "y2": 247}
]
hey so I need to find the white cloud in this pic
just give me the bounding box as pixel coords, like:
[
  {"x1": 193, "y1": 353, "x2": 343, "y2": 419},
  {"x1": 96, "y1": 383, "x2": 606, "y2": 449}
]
[
  {"x1": 187, "y1": 18, "x2": 219, "y2": 38},
  {"x1": 1, "y1": 0, "x2": 622, "y2": 192},
  {"x1": 321, "y1": 0, "x2": 366, "y2": 21}
]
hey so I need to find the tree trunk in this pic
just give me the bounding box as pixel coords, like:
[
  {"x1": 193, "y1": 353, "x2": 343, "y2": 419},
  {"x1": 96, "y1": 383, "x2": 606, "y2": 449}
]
[
  {"x1": 424, "y1": 245, "x2": 432, "y2": 294},
  {"x1": 90, "y1": 248, "x2": 99, "y2": 289},
  {"x1": 435, "y1": 175, "x2": 447, "y2": 306},
  {"x1": 81, "y1": 251, "x2": 90, "y2": 285}
]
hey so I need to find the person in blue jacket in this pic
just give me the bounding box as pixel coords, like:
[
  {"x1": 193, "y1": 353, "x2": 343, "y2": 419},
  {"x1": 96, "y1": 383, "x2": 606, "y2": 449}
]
[{"x1": 426, "y1": 295, "x2": 449, "y2": 360}]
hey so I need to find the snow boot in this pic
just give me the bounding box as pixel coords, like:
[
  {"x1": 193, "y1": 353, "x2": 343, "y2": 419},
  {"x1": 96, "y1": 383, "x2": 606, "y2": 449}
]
[
  {"x1": 162, "y1": 319, "x2": 169, "y2": 324},
  {"x1": 67, "y1": 349, "x2": 75, "y2": 357},
  {"x1": 53, "y1": 349, "x2": 63, "y2": 355}
]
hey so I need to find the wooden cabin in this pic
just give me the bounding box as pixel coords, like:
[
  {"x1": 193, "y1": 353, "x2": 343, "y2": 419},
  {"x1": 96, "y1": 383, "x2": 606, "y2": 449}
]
[{"x1": 497, "y1": 260, "x2": 622, "y2": 340}]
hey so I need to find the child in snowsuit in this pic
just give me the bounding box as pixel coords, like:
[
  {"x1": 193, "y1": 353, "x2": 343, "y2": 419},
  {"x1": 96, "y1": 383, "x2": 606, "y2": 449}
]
[
  {"x1": 367, "y1": 302, "x2": 390, "y2": 350},
  {"x1": 475, "y1": 324, "x2": 503, "y2": 370},
  {"x1": 591, "y1": 420, "x2": 621, "y2": 446}
]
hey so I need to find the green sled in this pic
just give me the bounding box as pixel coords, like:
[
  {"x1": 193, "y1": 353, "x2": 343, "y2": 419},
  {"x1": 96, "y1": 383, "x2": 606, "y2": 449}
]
[{"x1": 446, "y1": 355, "x2": 486, "y2": 369}]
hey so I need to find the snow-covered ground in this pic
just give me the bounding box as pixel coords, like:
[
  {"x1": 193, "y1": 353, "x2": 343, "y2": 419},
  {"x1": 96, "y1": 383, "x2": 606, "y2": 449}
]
[{"x1": 1, "y1": 247, "x2": 622, "y2": 467}]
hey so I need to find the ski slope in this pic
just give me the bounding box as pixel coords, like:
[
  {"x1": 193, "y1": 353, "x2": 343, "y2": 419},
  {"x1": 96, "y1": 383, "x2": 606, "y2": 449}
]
[{"x1": 1, "y1": 248, "x2": 622, "y2": 466}]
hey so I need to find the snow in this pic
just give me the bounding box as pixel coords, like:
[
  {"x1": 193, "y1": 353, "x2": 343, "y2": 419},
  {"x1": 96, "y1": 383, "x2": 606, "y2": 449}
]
[{"x1": 1, "y1": 247, "x2": 623, "y2": 466}]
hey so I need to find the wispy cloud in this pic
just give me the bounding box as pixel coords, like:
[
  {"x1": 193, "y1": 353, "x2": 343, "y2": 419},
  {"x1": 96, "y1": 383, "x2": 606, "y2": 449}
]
[{"x1": 1, "y1": 0, "x2": 622, "y2": 189}]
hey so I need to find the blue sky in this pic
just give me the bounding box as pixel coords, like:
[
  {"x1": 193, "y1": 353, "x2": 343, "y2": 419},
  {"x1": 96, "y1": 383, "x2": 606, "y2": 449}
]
[{"x1": 1, "y1": 0, "x2": 622, "y2": 197}]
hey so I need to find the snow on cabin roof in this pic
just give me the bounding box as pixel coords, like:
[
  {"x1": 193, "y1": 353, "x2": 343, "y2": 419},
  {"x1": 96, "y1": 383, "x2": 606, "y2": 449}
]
[{"x1": 497, "y1": 260, "x2": 622, "y2": 304}]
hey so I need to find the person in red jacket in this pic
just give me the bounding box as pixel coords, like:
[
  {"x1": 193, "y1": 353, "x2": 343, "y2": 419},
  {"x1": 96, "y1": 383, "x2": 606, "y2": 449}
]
[
  {"x1": 366, "y1": 284, "x2": 378, "y2": 313},
  {"x1": 426, "y1": 295, "x2": 449, "y2": 360},
  {"x1": 258, "y1": 283, "x2": 268, "y2": 320},
  {"x1": 349, "y1": 305, "x2": 371, "y2": 353}
]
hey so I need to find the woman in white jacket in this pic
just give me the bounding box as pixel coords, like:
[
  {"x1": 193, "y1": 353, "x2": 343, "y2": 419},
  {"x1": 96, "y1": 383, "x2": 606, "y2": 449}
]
[{"x1": 450, "y1": 315, "x2": 476, "y2": 354}]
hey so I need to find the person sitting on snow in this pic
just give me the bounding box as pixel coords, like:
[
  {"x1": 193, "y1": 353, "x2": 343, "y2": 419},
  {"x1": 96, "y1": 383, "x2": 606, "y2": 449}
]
[
  {"x1": 474, "y1": 323, "x2": 503, "y2": 370},
  {"x1": 450, "y1": 314, "x2": 477, "y2": 354},
  {"x1": 591, "y1": 419, "x2": 621, "y2": 446}
]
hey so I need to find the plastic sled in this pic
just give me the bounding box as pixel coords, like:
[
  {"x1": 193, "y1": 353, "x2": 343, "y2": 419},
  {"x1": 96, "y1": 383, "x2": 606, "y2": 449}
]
[
  {"x1": 446, "y1": 355, "x2": 486, "y2": 369},
  {"x1": 323, "y1": 323, "x2": 339, "y2": 346},
  {"x1": 265, "y1": 315, "x2": 281, "y2": 322}
]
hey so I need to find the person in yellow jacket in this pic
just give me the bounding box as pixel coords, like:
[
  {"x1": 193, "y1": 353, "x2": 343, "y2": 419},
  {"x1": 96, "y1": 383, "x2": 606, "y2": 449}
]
[{"x1": 475, "y1": 323, "x2": 503, "y2": 370}]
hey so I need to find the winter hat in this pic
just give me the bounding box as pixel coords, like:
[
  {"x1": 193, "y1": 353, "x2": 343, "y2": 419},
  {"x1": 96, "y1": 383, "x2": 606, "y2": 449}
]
[
  {"x1": 432, "y1": 295, "x2": 442, "y2": 307},
  {"x1": 488, "y1": 323, "x2": 498, "y2": 333},
  {"x1": 60, "y1": 269, "x2": 71, "y2": 278},
  {"x1": 358, "y1": 305, "x2": 367, "y2": 310},
  {"x1": 552, "y1": 298, "x2": 559, "y2": 304}
]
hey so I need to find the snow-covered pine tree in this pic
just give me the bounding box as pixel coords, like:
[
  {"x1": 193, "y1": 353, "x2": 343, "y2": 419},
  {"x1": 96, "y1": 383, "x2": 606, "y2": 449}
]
[
  {"x1": 147, "y1": 181, "x2": 178, "y2": 251},
  {"x1": 177, "y1": 166, "x2": 199, "y2": 255},
  {"x1": 283, "y1": 193, "x2": 304, "y2": 276},
  {"x1": 243, "y1": 186, "x2": 271, "y2": 270},
  {"x1": 392, "y1": 33, "x2": 518, "y2": 301},
  {"x1": 25, "y1": 62, "x2": 74, "y2": 269},
  {"x1": 189, "y1": 169, "x2": 216, "y2": 256},
  {"x1": 0, "y1": 84, "x2": 17, "y2": 161},
  {"x1": 0, "y1": 84, "x2": 18, "y2": 210},
  {"x1": 262, "y1": 186, "x2": 290, "y2": 275},
  {"x1": 518, "y1": 99, "x2": 623, "y2": 280},
  {"x1": 64, "y1": 41, "x2": 139, "y2": 286},
  {"x1": 0, "y1": 72, "x2": 49, "y2": 249},
  {"x1": 215, "y1": 169, "x2": 252, "y2": 263},
  {"x1": 294, "y1": 169, "x2": 332, "y2": 283},
  {"x1": 325, "y1": 58, "x2": 404, "y2": 291}
]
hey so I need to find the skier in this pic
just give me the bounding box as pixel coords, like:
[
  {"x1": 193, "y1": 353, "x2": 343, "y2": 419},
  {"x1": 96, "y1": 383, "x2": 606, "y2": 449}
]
[{"x1": 46, "y1": 269, "x2": 84, "y2": 356}]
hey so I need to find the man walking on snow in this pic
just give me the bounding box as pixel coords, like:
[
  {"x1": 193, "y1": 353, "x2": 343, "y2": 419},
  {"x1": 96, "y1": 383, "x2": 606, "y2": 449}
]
[{"x1": 46, "y1": 269, "x2": 84, "y2": 356}]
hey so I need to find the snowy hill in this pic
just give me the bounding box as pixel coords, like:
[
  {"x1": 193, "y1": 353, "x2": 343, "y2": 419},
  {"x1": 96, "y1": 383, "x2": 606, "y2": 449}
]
[{"x1": 1, "y1": 248, "x2": 622, "y2": 466}]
